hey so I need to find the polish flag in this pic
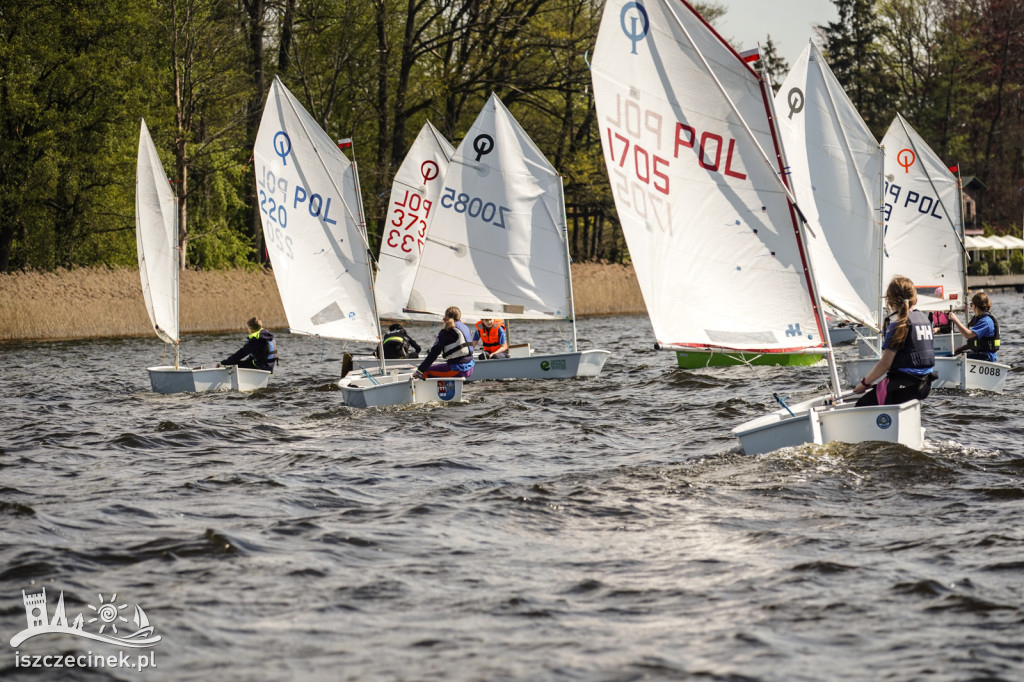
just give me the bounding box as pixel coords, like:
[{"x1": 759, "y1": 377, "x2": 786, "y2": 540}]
[
  {"x1": 337, "y1": 138, "x2": 353, "y2": 150},
  {"x1": 739, "y1": 47, "x2": 760, "y2": 64}
]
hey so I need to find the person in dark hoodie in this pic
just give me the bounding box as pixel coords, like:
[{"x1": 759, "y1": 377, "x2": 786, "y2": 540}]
[
  {"x1": 221, "y1": 316, "x2": 277, "y2": 372},
  {"x1": 413, "y1": 306, "x2": 475, "y2": 379},
  {"x1": 375, "y1": 323, "x2": 421, "y2": 359}
]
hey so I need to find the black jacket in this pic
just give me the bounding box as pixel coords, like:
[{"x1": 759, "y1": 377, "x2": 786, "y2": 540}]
[
  {"x1": 376, "y1": 326, "x2": 421, "y2": 359},
  {"x1": 223, "y1": 329, "x2": 277, "y2": 372}
]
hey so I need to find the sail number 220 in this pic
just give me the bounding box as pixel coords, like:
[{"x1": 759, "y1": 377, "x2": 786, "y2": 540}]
[{"x1": 439, "y1": 187, "x2": 510, "y2": 229}]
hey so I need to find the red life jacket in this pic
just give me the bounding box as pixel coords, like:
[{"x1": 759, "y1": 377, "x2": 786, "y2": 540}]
[{"x1": 475, "y1": 320, "x2": 505, "y2": 353}]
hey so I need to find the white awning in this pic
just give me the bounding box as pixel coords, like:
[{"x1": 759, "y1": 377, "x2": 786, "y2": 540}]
[
  {"x1": 965, "y1": 234, "x2": 1024, "y2": 249},
  {"x1": 988, "y1": 235, "x2": 1024, "y2": 249}
]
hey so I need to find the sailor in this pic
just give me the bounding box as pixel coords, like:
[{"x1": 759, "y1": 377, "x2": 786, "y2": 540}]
[
  {"x1": 473, "y1": 318, "x2": 509, "y2": 360},
  {"x1": 221, "y1": 316, "x2": 277, "y2": 372},
  {"x1": 376, "y1": 323, "x2": 421, "y2": 359},
  {"x1": 852, "y1": 275, "x2": 935, "y2": 406},
  {"x1": 413, "y1": 306, "x2": 475, "y2": 379},
  {"x1": 949, "y1": 291, "x2": 999, "y2": 362}
]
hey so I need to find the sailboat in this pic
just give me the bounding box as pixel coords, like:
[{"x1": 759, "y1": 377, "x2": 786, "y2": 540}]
[
  {"x1": 376, "y1": 121, "x2": 455, "y2": 321},
  {"x1": 253, "y1": 77, "x2": 463, "y2": 407},
  {"x1": 403, "y1": 93, "x2": 609, "y2": 381},
  {"x1": 136, "y1": 119, "x2": 271, "y2": 394},
  {"x1": 591, "y1": 0, "x2": 924, "y2": 454},
  {"x1": 839, "y1": 114, "x2": 1010, "y2": 393}
]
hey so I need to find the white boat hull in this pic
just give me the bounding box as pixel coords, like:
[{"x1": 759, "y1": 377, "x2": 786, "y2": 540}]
[
  {"x1": 338, "y1": 372, "x2": 464, "y2": 408},
  {"x1": 467, "y1": 349, "x2": 610, "y2": 381},
  {"x1": 351, "y1": 349, "x2": 610, "y2": 381},
  {"x1": 841, "y1": 356, "x2": 1009, "y2": 394},
  {"x1": 147, "y1": 365, "x2": 272, "y2": 394},
  {"x1": 733, "y1": 395, "x2": 924, "y2": 455}
]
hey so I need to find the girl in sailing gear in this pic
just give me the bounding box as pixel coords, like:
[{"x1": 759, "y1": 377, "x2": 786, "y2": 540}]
[
  {"x1": 222, "y1": 316, "x2": 277, "y2": 372},
  {"x1": 414, "y1": 306, "x2": 475, "y2": 378},
  {"x1": 376, "y1": 323, "x2": 421, "y2": 359},
  {"x1": 950, "y1": 292, "x2": 999, "y2": 362},
  {"x1": 473, "y1": 318, "x2": 509, "y2": 359},
  {"x1": 853, "y1": 276, "x2": 935, "y2": 406}
]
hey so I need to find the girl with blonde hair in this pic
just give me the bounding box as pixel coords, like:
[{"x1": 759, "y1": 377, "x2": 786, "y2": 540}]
[
  {"x1": 852, "y1": 275, "x2": 935, "y2": 406},
  {"x1": 414, "y1": 306, "x2": 475, "y2": 378}
]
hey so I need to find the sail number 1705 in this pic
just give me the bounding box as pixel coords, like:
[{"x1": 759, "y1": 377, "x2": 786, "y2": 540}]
[{"x1": 439, "y1": 187, "x2": 509, "y2": 229}]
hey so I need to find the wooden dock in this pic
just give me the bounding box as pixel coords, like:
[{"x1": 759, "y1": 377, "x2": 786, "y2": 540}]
[{"x1": 967, "y1": 274, "x2": 1024, "y2": 292}]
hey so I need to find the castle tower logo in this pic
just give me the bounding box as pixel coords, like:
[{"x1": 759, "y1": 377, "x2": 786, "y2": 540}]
[{"x1": 10, "y1": 588, "x2": 162, "y2": 648}]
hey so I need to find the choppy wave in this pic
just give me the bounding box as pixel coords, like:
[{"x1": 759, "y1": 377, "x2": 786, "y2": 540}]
[{"x1": 2, "y1": 297, "x2": 1023, "y2": 680}]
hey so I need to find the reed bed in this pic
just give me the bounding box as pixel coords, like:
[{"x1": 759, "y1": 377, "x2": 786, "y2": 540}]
[{"x1": 0, "y1": 264, "x2": 645, "y2": 342}]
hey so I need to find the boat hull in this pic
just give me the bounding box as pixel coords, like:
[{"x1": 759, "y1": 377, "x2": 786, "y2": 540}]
[
  {"x1": 733, "y1": 396, "x2": 924, "y2": 455},
  {"x1": 147, "y1": 366, "x2": 272, "y2": 394},
  {"x1": 352, "y1": 349, "x2": 610, "y2": 381},
  {"x1": 676, "y1": 350, "x2": 823, "y2": 369},
  {"x1": 338, "y1": 372, "x2": 464, "y2": 408},
  {"x1": 841, "y1": 356, "x2": 1009, "y2": 394},
  {"x1": 468, "y1": 350, "x2": 610, "y2": 380}
]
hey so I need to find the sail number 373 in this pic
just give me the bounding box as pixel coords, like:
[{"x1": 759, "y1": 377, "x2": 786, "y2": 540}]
[{"x1": 439, "y1": 187, "x2": 510, "y2": 229}]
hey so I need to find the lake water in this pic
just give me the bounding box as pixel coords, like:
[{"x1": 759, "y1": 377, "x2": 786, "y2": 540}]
[{"x1": 2, "y1": 291, "x2": 1023, "y2": 681}]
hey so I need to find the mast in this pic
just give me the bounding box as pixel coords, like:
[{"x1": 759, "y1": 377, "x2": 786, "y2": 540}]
[
  {"x1": 557, "y1": 176, "x2": 578, "y2": 352},
  {"x1": 344, "y1": 138, "x2": 387, "y2": 373},
  {"x1": 173, "y1": 190, "x2": 181, "y2": 369},
  {"x1": 876, "y1": 144, "x2": 887, "y2": 341}
]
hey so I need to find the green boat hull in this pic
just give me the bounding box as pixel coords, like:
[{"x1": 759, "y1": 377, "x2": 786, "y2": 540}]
[{"x1": 675, "y1": 350, "x2": 823, "y2": 369}]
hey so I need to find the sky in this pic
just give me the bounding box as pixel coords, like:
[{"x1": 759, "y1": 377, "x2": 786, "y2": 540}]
[{"x1": 714, "y1": 0, "x2": 840, "y2": 68}]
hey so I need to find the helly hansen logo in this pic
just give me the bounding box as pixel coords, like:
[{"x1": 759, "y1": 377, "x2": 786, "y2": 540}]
[
  {"x1": 786, "y1": 324, "x2": 801, "y2": 337},
  {"x1": 915, "y1": 325, "x2": 933, "y2": 341}
]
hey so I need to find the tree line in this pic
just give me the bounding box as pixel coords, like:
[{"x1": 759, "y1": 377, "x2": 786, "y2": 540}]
[{"x1": 1, "y1": 0, "x2": 1021, "y2": 274}]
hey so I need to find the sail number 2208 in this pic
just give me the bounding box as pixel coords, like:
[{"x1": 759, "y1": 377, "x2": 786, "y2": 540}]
[{"x1": 439, "y1": 187, "x2": 510, "y2": 229}]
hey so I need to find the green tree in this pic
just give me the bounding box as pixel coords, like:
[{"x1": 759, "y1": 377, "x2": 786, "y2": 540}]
[
  {"x1": 760, "y1": 35, "x2": 790, "y2": 91},
  {"x1": 822, "y1": 0, "x2": 893, "y2": 135}
]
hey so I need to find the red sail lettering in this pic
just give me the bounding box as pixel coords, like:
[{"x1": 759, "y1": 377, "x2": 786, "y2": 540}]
[{"x1": 724, "y1": 138, "x2": 746, "y2": 180}]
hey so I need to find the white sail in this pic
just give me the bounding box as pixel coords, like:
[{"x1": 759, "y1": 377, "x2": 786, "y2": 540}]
[
  {"x1": 881, "y1": 114, "x2": 964, "y2": 311},
  {"x1": 774, "y1": 42, "x2": 884, "y2": 330},
  {"x1": 254, "y1": 77, "x2": 379, "y2": 343},
  {"x1": 376, "y1": 121, "x2": 455, "y2": 318},
  {"x1": 407, "y1": 93, "x2": 572, "y2": 321},
  {"x1": 135, "y1": 118, "x2": 179, "y2": 345},
  {"x1": 591, "y1": 0, "x2": 822, "y2": 353}
]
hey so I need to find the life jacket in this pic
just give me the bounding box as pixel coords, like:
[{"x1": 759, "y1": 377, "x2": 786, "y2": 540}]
[
  {"x1": 441, "y1": 321, "x2": 474, "y2": 363},
  {"x1": 475, "y1": 320, "x2": 505, "y2": 353},
  {"x1": 929, "y1": 311, "x2": 951, "y2": 334},
  {"x1": 966, "y1": 312, "x2": 1000, "y2": 353},
  {"x1": 382, "y1": 329, "x2": 412, "y2": 357},
  {"x1": 888, "y1": 310, "x2": 935, "y2": 372},
  {"x1": 255, "y1": 329, "x2": 277, "y2": 363}
]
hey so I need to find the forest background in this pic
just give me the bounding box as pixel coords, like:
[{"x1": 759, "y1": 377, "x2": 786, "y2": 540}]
[{"x1": 2, "y1": 0, "x2": 1023, "y2": 275}]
